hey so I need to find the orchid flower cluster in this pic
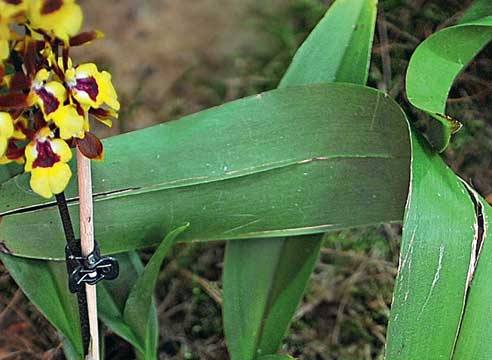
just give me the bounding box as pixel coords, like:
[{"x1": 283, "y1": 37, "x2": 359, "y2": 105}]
[{"x1": 0, "y1": 0, "x2": 119, "y2": 199}]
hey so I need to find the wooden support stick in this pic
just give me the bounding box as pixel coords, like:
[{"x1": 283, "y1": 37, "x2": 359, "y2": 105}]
[{"x1": 77, "y1": 148, "x2": 99, "y2": 360}]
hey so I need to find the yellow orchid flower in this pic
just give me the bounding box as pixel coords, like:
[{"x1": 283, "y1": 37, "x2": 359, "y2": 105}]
[
  {"x1": 65, "y1": 63, "x2": 120, "y2": 114},
  {"x1": 0, "y1": 145, "x2": 25, "y2": 165},
  {"x1": 31, "y1": 69, "x2": 67, "y2": 119},
  {"x1": 0, "y1": 0, "x2": 118, "y2": 199},
  {"x1": 25, "y1": 127, "x2": 72, "y2": 198},
  {"x1": 12, "y1": 117, "x2": 28, "y2": 140},
  {"x1": 51, "y1": 104, "x2": 85, "y2": 140},
  {"x1": 0, "y1": 111, "x2": 14, "y2": 157},
  {"x1": 0, "y1": 116, "x2": 26, "y2": 164},
  {"x1": 28, "y1": 0, "x2": 83, "y2": 42}
]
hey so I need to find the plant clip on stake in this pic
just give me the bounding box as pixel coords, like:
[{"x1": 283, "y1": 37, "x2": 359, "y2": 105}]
[
  {"x1": 77, "y1": 149, "x2": 120, "y2": 359},
  {"x1": 57, "y1": 151, "x2": 119, "y2": 359}
]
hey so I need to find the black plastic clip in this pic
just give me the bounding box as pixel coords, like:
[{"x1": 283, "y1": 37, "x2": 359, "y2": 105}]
[{"x1": 65, "y1": 241, "x2": 119, "y2": 293}]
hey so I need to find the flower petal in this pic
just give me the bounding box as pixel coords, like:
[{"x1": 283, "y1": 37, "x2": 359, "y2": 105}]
[
  {"x1": 30, "y1": 162, "x2": 71, "y2": 198},
  {"x1": 97, "y1": 70, "x2": 120, "y2": 111},
  {"x1": 51, "y1": 104, "x2": 85, "y2": 139},
  {"x1": 48, "y1": 161, "x2": 71, "y2": 194},
  {"x1": 33, "y1": 80, "x2": 67, "y2": 118},
  {"x1": 0, "y1": 112, "x2": 14, "y2": 138},
  {"x1": 76, "y1": 131, "x2": 103, "y2": 160},
  {"x1": 28, "y1": 0, "x2": 83, "y2": 42},
  {"x1": 0, "y1": 136, "x2": 7, "y2": 157},
  {"x1": 50, "y1": 137, "x2": 72, "y2": 162}
]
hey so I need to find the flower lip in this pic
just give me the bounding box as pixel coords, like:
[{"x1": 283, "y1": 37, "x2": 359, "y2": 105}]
[
  {"x1": 32, "y1": 139, "x2": 60, "y2": 168},
  {"x1": 75, "y1": 76, "x2": 98, "y2": 101},
  {"x1": 35, "y1": 86, "x2": 60, "y2": 115}
]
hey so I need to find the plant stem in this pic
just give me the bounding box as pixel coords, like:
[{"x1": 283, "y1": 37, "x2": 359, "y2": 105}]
[{"x1": 77, "y1": 148, "x2": 99, "y2": 360}]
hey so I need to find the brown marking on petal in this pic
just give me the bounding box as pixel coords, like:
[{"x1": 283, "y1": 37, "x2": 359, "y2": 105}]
[
  {"x1": 62, "y1": 46, "x2": 69, "y2": 72},
  {"x1": 89, "y1": 107, "x2": 110, "y2": 118},
  {"x1": 35, "y1": 88, "x2": 60, "y2": 115},
  {"x1": 52, "y1": 60, "x2": 65, "y2": 81},
  {"x1": 10, "y1": 73, "x2": 32, "y2": 92},
  {"x1": 33, "y1": 111, "x2": 47, "y2": 132},
  {"x1": 35, "y1": 40, "x2": 47, "y2": 55},
  {"x1": 0, "y1": 93, "x2": 28, "y2": 109},
  {"x1": 75, "y1": 101, "x2": 84, "y2": 116},
  {"x1": 9, "y1": 108, "x2": 24, "y2": 120},
  {"x1": 12, "y1": 117, "x2": 33, "y2": 138},
  {"x1": 76, "y1": 132, "x2": 103, "y2": 160},
  {"x1": 75, "y1": 77, "x2": 99, "y2": 102},
  {"x1": 24, "y1": 41, "x2": 37, "y2": 76},
  {"x1": 32, "y1": 141, "x2": 60, "y2": 168},
  {"x1": 70, "y1": 31, "x2": 103, "y2": 47},
  {"x1": 40, "y1": 0, "x2": 63, "y2": 15},
  {"x1": 3, "y1": 0, "x2": 22, "y2": 5},
  {"x1": 6, "y1": 142, "x2": 25, "y2": 160}
]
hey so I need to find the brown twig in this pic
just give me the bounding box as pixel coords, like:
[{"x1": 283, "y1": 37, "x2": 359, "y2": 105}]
[{"x1": 178, "y1": 268, "x2": 223, "y2": 306}]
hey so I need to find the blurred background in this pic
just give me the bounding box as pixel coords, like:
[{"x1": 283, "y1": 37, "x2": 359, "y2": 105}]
[{"x1": 1, "y1": 0, "x2": 491, "y2": 358}]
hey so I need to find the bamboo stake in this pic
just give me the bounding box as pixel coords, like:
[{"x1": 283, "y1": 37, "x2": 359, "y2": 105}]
[{"x1": 77, "y1": 148, "x2": 99, "y2": 360}]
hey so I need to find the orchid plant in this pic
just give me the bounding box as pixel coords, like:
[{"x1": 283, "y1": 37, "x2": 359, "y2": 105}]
[
  {"x1": 2, "y1": 0, "x2": 492, "y2": 359},
  {"x1": 0, "y1": 0, "x2": 118, "y2": 198}
]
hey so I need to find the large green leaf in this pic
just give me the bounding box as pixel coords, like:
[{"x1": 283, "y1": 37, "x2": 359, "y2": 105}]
[
  {"x1": 459, "y1": 0, "x2": 492, "y2": 24},
  {"x1": 123, "y1": 224, "x2": 189, "y2": 359},
  {"x1": 223, "y1": 236, "x2": 322, "y2": 360},
  {"x1": 0, "y1": 166, "x2": 10, "y2": 183},
  {"x1": 406, "y1": 17, "x2": 492, "y2": 152},
  {"x1": 0, "y1": 255, "x2": 84, "y2": 358},
  {"x1": 452, "y1": 196, "x2": 492, "y2": 359},
  {"x1": 0, "y1": 162, "x2": 22, "y2": 183},
  {"x1": 386, "y1": 131, "x2": 477, "y2": 358},
  {"x1": 387, "y1": 7, "x2": 492, "y2": 357},
  {"x1": 223, "y1": 0, "x2": 378, "y2": 358},
  {"x1": 279, "y1": 0, "x2": 377, "y2": 87},
  {"x1": 0, "y1": 83, "x2": 410, "y2": 260}
]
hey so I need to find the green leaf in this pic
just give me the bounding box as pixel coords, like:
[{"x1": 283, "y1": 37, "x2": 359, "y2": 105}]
[
  {"x1": 257, "y1": 355, "x2": 296, "y2": 360},
  {"x1": 406, "y1": 17, "x2": 492, "y2": 152},
  {"x1": 279, "y1": 0, "x2": 377, "y2": 87},
  {"x1": 223, "y1": 236, "x2": 322, "y2": 360},
  {"x1": 386, "y1": 131, "x2": 477, "y2": 358},
  {"x1": 0, "y1": 166, "x2": 10, "y2": 183},
  {"x1": 0, "y1": 255, "x2": 84, "y2": 359},
  {"x1": 459, "y1": 0, "x2": 492, "y2": 24},
  {"x1": 0, "y1": 83, "x2": 410, "y2": 260},
  {"x1": 97, "y1": 252, "x2": 148, "y2": 354},
  {"x1": 388, "y1": 7, "x2": 492, "y2": 357},
  {"x1": 0, "y1": 162, "x2": 22, "y2": 183},
  {"x1": 0, "y1": 247, "x2": 162, "y2": 359},
  {"x1": 452, "y1": 196, "x2": 492, "y2": 358},
  {"x1": 62, "y1": 335, "x2": 83, "y2": 360},
  {"x1": 223, "y1": 0, "x2": 378, "y2": 359},
  {"x1": 123, "y1": 224, "x2": 189, "y2": 358}
]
